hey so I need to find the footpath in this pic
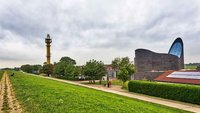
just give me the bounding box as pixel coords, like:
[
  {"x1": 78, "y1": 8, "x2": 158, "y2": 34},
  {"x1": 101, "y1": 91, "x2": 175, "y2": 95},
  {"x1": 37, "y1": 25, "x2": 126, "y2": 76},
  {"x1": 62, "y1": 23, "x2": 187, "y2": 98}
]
[
  {"x1": 0, "y1": 71, "x2": 22, "y2": 113},
  {"x1": 36, "y1": 75, "x2": 200, "y2": 113}
]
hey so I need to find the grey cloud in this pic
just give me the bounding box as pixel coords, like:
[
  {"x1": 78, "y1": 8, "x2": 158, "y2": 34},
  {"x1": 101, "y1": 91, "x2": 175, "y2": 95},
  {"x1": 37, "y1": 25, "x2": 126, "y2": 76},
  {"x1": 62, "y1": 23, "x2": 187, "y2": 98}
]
[{"x1": 0, "y1": 0, "x2": 200, "y2": 68}]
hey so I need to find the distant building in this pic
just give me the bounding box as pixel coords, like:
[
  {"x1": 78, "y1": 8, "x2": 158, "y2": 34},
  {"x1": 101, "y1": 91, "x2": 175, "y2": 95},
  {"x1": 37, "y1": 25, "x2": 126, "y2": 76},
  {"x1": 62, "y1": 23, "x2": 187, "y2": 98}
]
[
  {"x1": 134, "y1": 38, "x2": 184, "y2": 80},
  {"x1": 76, "y1": 64, "x2": 118, "y2": 80},
  {"x1": 104, "y1": 64, "x2": 117, "y2": 78}
]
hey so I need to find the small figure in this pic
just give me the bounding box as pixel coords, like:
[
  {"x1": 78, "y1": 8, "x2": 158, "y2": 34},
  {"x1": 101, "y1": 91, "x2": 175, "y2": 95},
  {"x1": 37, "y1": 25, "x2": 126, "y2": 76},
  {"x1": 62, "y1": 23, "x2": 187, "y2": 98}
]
[
  {"x1": 109, "y1": 81, "x2": 112, "y2": 86},
  {"x1": 11, "y1": 73, "x2": 15, "y2": 76},
  {"x1": 107, "y1": 81, "x2": 110, "y2": 88}
]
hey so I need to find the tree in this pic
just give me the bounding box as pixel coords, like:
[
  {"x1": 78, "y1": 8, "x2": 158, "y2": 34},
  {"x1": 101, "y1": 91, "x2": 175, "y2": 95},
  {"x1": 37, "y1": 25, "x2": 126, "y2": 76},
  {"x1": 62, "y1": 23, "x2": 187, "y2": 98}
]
[
  {"x1": 117, "y1": 67, "x2": 129, "y2": 87},
  {"x1": 112, "y1": 57, "x2": 135, "y2": 86},
  {"x1": 60, "y1": 56, "x2": 76, "y2": 65},
  {"x1": 126, "y1": 63, "x2": 135, "y2": 76},
  {"x1": 54, "y1": 62, "x2": 68, "y2": 76},
  {"x1": 32, "y1": 65, "x2": 42, "y2": 74},
  {"x1": 111, "y1": 57, "x2": 121, "y2": 69},
  {"x1": 41, "y1": 64, "x2": 54, "y2": 76},
  {"x1": 83, "y1": 59, "x2": 106, "y2": 83},
  {"x1": 54, "y1": 56, "x2": 77, "y2": 80},
  {"x1": 112, "y1": 57, "x2": 135, "y2": 74},
  {"x1": 197, "y1": 65, "x2": 200, "y2": 70},
  {"x1": 21, "y1": 64, "x2": 42, "y2": 74},
  {"x1": 21, "y1": 64, "x2": 32, "y2": 73},
  {"x1": 64, "y1": 65, "x2": 76, "y2": 80}
]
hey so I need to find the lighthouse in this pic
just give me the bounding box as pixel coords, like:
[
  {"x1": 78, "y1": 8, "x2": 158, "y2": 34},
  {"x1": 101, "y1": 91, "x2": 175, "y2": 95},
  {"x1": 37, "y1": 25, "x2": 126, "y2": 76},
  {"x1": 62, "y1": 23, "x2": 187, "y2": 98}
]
[{"x1": 45, "y1": 34, "x2": 52, "y2": 64}]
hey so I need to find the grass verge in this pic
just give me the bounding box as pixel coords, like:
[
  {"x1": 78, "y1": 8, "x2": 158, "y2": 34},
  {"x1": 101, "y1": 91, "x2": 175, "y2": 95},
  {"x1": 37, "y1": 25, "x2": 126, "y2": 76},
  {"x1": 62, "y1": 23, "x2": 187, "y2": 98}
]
[
  {"x1": 185, "y1": 65, "x2": 197, "y2": 69},
  {"x1": 82, "y1": 80, "x2": 129, "y2": 90},
  {"x1": 9, "y1": 71, "x2": 189, "y2": 113},
  {"x1": 0, "y1": 70, "x2": 4, "y2": 80}
]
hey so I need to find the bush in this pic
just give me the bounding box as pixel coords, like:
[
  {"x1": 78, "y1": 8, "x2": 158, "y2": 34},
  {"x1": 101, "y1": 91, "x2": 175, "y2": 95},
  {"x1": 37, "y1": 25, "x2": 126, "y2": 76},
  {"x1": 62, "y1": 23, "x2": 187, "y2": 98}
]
[{"x1": 128, "y1": 80, "x2": 200, "y2": 105}]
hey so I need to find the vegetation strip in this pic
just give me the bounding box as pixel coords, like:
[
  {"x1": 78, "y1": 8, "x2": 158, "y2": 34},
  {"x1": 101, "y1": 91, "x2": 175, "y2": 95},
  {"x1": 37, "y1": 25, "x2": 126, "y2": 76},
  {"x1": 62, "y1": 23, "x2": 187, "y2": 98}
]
[
  {"x1": 128, "y1": 80, "x2": 200, "y2": 105},
  {"x1": 9, "y1": 71, "x2": 189, "y2": 113}
]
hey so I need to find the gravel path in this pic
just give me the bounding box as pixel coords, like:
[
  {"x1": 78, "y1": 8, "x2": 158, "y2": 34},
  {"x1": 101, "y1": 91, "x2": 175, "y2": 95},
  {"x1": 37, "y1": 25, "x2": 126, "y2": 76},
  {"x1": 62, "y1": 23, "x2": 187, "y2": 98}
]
[{"x1": 0, "y1": 71, "x2": 22, "y2": 113}]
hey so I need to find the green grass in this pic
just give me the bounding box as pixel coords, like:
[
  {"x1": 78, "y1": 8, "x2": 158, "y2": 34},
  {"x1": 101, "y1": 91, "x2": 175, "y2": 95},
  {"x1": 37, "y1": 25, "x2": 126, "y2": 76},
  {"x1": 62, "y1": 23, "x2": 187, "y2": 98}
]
[
  {"x1": 111, "y1": 80, "x2": 123, "y2": 85},
  {"x1": 0, "y1": 70, "x2": 4, "y2": 80},
  {"x1": 111, "y1": 80, "x2": 129, "y2": 90},
  {"x1": 9, "y1": 71, "x2": 189, "y2": 113},
  {"x1": 185, "y1": 65, "x2": 197, "y2": 69},
  {"x1": 82, "y1": 80, "x2": 129, "y2": 89}
]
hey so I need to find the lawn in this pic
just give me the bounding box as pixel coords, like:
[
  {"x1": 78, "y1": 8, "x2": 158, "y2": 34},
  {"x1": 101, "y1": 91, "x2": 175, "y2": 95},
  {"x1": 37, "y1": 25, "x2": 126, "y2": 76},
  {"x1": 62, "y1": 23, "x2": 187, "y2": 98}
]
[
  {"x1": 9, "y1": 71, "x2": 189, "y2": 113},
  {"x1": 82, "y1": 80, "x2": 129, "y2": 89},
  {"x1": 185, "y1": 65, "x2": 197, "y2": 69}
]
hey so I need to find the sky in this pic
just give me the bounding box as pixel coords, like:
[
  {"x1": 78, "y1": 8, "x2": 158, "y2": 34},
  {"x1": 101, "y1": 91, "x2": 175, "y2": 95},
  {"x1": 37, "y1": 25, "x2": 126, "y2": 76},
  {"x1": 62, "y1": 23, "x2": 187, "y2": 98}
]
[{"x1": 0, "y1": 0, "x2": 200, "y2": 68}]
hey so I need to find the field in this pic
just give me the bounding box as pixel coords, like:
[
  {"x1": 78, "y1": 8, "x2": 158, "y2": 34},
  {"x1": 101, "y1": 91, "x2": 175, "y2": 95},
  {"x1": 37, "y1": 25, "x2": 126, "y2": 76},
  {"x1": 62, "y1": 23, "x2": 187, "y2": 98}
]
[{"x1": 9, "y1": 71, "x2": 189, "y2": 113}]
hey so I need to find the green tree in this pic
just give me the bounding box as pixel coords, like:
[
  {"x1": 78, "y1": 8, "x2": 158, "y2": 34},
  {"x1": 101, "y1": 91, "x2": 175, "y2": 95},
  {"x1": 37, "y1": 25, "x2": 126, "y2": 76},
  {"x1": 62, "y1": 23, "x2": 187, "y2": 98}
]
[
  {"x1": 32, "y1": 65, "x2": 42, "y2": 74},
  {"x1": 112, "y1": 57, "x2": 135, "y2": 74},
  {"x1": 54, "y1": 62, "x2": 68, "y2": 76},
  {"x1": 112, "y1": 57, "x2": 135, "y2": 85},
  {"x1": 64, "y1": 65, "x2": 76, "y2": 80},
  {"x1": 60, "y1": 56, "x2": 76, "y2": 65},
  {"x1": 54, "y1": 56, "x2": 78, "y2": 80},
  {"x1": 21, "y1": 64, "x2": 42, "y2": 74},
  {"x1": 111, "y1": 57, "x2": 121, "y2": 69},
  {"x1": 117, "y1": 67, "x2": 129, "y2": 87},
  {"x1": 197, "y1": 65, "x2": 200, "y2": 70},
  {"x1": 41, "y1": 64, "x2": 54, "y2": 76},
  {"x1": 21, "y1": 64, "x2": 33, "y2": 73},
  {"x1": 83, "y1": 59, "x2": 106, "y2": 83}
]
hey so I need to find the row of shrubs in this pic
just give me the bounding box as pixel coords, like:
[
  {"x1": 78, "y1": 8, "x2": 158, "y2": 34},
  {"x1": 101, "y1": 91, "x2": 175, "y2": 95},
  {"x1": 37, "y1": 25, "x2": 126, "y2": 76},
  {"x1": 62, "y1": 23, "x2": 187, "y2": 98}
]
[{"x1": 128, "y1": 80, "x2": 200, "y2": 105}]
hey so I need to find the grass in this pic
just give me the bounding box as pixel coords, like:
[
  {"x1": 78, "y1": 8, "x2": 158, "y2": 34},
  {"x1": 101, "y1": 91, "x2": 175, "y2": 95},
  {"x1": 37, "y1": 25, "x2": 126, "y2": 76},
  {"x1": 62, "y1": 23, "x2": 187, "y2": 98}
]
[
  {"x1": 111, "y1": 80, "x2": 129, "y2": 90},
  {"x1": 9, "y1": 71, "x2": 189, "y2": 113},
  {"x1": 185, "y1": 65, "x2": 197, "y2": 69},
  {"x1": 0, "y1": 70, "x2": 4, "y2": 80},
  {"x1": 82, "y1": 80, "x2": 129, "y2": 90},
  {"x1": 111, "y1": 80, "x2": 123, "y2": 85}
]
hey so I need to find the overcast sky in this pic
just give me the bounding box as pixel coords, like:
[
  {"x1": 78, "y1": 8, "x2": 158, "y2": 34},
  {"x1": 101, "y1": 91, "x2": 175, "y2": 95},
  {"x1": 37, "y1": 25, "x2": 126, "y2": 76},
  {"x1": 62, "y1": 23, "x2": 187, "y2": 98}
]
[{"x1": 0, "y1": 0, "x2": 200, "y2": 68}]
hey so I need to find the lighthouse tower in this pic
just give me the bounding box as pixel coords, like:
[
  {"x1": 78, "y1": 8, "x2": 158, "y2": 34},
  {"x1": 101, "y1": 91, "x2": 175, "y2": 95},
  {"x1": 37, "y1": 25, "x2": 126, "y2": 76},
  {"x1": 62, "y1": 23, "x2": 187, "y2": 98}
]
[{"x1": 45, "y1": 34, "x2": 52, "y2": 64}]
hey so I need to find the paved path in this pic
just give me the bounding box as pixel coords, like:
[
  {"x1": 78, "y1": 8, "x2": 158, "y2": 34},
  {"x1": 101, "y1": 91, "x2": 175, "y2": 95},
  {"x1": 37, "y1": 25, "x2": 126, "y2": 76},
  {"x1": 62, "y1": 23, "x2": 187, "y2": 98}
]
[
  {"x1": 33, "y1": 75, "x2": 200, "y2": 113},
  {"x1": 0, "y1": 71, "x2": 22, "y2": 113}
]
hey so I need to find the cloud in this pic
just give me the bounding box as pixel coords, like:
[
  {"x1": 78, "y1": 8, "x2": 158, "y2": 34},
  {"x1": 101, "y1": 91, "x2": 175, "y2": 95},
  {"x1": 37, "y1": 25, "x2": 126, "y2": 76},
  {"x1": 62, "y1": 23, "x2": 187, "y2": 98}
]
[{"x1": 0, "y1": 0, "x2": 200, "y2": 68}]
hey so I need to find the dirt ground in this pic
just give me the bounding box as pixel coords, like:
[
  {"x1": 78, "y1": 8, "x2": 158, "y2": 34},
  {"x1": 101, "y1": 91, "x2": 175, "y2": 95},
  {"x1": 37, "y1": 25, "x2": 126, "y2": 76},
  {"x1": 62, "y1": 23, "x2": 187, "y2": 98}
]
[{"x1": 0, "y1": 71, "x2": 22, "y2": 113}]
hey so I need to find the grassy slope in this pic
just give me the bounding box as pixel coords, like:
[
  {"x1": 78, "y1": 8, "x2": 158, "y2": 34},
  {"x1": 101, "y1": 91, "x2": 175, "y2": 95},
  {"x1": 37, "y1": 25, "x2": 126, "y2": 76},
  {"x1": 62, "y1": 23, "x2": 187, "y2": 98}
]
[
  {"x1": 9, "y1": 71, "x2": 189, "y2": 113},
  {"x1": 0, "y1": 70, "x2": 4, "y2": 80}
]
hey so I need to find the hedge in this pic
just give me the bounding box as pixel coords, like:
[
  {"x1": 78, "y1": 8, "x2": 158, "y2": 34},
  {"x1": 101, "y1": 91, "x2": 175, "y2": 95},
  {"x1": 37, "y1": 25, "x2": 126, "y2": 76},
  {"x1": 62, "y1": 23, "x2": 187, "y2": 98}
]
[{"x1": 128, "y1": 80, "x2": 200, "y2": 105}]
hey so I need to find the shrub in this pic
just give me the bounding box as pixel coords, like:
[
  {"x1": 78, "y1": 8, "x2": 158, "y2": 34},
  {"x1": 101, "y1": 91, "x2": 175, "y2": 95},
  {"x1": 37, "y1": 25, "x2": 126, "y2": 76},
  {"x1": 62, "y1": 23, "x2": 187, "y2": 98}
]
[{"x1": 128, "y1": 80, "x2": 200, "y2": 105}]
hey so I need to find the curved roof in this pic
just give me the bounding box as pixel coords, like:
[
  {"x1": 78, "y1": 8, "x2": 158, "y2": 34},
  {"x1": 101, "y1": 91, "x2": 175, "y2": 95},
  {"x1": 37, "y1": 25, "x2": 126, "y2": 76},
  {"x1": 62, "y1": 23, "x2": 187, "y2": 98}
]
[{"x1": 168, "y1": 38, "x2": 183, "y2": 58}]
